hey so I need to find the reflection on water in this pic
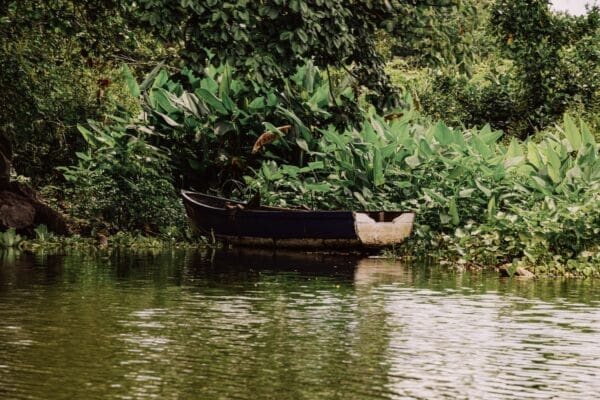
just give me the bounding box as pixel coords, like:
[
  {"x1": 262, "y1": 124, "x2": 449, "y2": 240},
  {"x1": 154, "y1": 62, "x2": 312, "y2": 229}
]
[{"x1": 0, "y1": 249, "x2": 599, "y2": 399}]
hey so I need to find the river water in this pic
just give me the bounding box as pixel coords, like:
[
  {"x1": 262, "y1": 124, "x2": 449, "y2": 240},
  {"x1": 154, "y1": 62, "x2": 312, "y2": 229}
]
[{"x1": 0, "y1": 249, "x2": 599, "y2": 399}]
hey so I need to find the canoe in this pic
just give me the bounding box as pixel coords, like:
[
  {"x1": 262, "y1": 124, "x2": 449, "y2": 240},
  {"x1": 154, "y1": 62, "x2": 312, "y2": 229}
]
[{"x1": 181, "y1": 190, "x2": 415, "y2": 249}]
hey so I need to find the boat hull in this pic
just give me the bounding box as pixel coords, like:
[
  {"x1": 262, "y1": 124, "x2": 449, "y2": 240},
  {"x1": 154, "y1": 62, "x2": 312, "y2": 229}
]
[{"x1": 181, "y1": 191, "x2": 414, "y2": 249}]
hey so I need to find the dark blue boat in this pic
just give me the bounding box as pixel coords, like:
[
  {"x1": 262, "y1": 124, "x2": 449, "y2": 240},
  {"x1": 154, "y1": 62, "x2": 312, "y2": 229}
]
[{"x1": 181, "y1": 190, "x2": 415, "y2": 249}]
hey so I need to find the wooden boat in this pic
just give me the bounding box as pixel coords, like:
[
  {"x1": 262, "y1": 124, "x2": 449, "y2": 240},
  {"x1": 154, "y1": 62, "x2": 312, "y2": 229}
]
[{"x1": 181, "y1": 190, "x2": 415, "y2": 249}]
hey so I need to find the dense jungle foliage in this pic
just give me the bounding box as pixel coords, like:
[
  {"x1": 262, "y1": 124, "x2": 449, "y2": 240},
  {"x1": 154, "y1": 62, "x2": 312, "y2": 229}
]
[{"x1": 1, "y1": 0, "x2": 599, "y2": 275}]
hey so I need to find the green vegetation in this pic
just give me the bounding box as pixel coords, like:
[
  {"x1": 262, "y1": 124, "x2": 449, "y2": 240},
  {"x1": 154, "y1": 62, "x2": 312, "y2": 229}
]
[
  {"x1": 133, "y1": 62, "x2": 360, "y2": 189},
  {"x1": 413, "y1": 0, "x2": 600, "y2": 137},
  {"x1": 245, "y1": 113, "x2": 599, "y2": 276},
  {"x1": 1, "y1": 0, "x2": 598, "y2": 275},
  {"x1": 21, "y1": 231, "x2": 205, "y2": 253},
  {"x1": 0, "y1": 228, "x2": 23, "y2": 248},
  {"x1": 59, "y1": 116, "x2": 185, "y2": 234},
  {"x1": 132, "y1": 0, "x2": 463, "y2": 107},
  {"x1": 0, "y1": 0, "x2": 167, "y2": 183}
]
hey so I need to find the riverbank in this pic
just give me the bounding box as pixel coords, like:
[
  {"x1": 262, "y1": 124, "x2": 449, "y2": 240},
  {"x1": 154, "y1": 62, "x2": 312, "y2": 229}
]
[
  {"x1": 4, "y1": 232, "x2": 596, "y2": 279},
  {"x1": 17, "y1": 232, "x2": 207, "y2": 253}
]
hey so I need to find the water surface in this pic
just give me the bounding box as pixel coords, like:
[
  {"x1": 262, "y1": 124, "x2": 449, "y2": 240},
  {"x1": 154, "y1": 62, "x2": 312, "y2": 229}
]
[{"x1": 0, "y1": 249, "x2": 599, "y2": 399}]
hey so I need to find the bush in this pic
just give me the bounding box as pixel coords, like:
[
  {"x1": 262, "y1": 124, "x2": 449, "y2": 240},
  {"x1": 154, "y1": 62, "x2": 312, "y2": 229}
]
[
  {"x1": 244, "y1": 111, "x2": 600, "y2": 276},
  {"x1": 59, "y1": 116, "x2": 185, "y2": 233},
  {"x1": 419, "y1": 65, "x2": 528, "y2": 136},
  {"x1": 57, "y1": 61, "x2": 371, "y2": 234},
  {"x1": 489, "y1": 1, "x2": 600, "y2": 134},
  {"x1": 389, "y1": 2, "x2": 600, "y2": 139},
  {"x1": 0, "y1": 1, "x2": 166, "y2": 184},
  {"x1": 126, "y1": 62, "x2": 362, "y2": 192}
]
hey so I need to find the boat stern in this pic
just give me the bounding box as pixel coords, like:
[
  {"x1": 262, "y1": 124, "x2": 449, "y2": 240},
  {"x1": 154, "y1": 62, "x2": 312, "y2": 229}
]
[{"x1": 354, "y1": 212, "x2": 415, "y2": 247}]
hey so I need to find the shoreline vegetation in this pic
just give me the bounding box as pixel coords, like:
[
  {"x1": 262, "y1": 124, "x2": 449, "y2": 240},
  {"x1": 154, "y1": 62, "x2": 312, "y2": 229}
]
[
  {"x1": 0, "y1": 236, "x2": 561, "y2": 279},
  {"x1": 1, "y1": 1, "x2": 598, "y2": 277}
]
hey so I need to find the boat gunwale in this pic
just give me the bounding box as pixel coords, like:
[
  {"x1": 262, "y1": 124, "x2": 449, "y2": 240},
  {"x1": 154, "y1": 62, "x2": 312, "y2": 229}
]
[{"x1": 181, "y1": 190, "x2": 413, "y2": 217}]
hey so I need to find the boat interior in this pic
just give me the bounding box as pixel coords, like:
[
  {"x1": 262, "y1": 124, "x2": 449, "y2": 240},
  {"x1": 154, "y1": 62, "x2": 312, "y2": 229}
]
[{"x1": 183, "y1": 191, "x2": 407, "y2": 222}]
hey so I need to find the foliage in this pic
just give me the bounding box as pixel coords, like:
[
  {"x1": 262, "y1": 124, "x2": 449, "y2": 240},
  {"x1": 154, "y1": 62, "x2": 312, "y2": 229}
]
[
  {"x1": 244, "y1": 111, "x2": 600, "y2": 276},
  {"x1": 489, "y1": 0, "x2": 600, "y2": 134},
  {"x1": 34, "y1": 224, "x2": 51, "y2": 242},
  {"x1": 21, "y1": 231, "x2": 205, "y2": 253},
  {"x1": 383, "y1": 0, "x2": 492, "y2": 74},
  {"x1": 132, "y1": 0, "x2": 477, "y2": 108},
  {"x1": 59, "y1": 115, "x2": 186, "y2": 233},
  {"x1": 129, "y1": 62, "x2": 361, "y2": 191},
  {"x1": 418, "y1": 61, "x2": 528, "y2": 135},
  {"x1": 0, "y1": 0, "x2": 166, "y2": 183},
  {"x1": 0, "y1": 228, "x2": 24, "y2": 248},
  {"x1": 2, "y1": 0, "x2": 599, "y2": 273},
  {"x1": 391, "y1": 2, "x2": 600, "y2": 138}
]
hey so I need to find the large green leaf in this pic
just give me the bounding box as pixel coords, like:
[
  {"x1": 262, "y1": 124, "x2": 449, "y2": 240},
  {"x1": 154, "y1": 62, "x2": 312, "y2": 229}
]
[
  {"x1": 139, "y1": 62, "x2": 165, "y2": 91},
  {"x1": 470, "y1": 136, "x2": 492, "y2": 158},
  {"x1": 449, "y1": 197, "x2": 459, "y2": 226},
  {"x1": 152, "y1": 70, "x2": 169, "y2": 88},
  {"x1": 527, "y1": 141, "x2": 543, "y2": 169},
  {"x1": 219, "y1": 63, "x2": 232, "y2": 98},
  {"x1": 544, "y1": 145, "x2": 562, "y2": 183},
  {"x1": 373, "y1": 148, "x2": 384, "y2": 187},
  {"x1": 478, "y1": 124, "x2": 503, "y2": 145},
  {"x1": 248, "y1": 96, "x2": 266, "y2": 110},
  {"x1": 563, "y1": 115, "x2": 582, "y2": 151},
  {"x1": 122, "y1": 64, "x2": 140, "y2": 98},
  {"x1": 432, "y1": 121, "x2": 453, "y2": 146},
  {"x1": 195, "y1": 88, "x2": 228, "y2": 114},
  {"x1": 580, "y1": 120, "x2": 596, "y2": 147},
  {"x1": 149, "y1": 88, "x2": 179, "y2": 114},
  {"x1": 506, "y1": 138, "x2": 524, "y2": 158}
]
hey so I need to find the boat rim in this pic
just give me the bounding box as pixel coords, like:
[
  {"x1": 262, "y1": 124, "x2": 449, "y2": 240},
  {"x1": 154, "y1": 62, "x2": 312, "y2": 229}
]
[{"x1": 181, "y1": 190, "x2": 414, "y2": 215}]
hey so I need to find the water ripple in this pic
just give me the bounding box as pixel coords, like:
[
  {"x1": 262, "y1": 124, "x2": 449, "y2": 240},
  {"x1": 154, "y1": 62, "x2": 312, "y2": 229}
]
[{"x1": 0, "y1": 251, "x2": 599, "y2": 399}]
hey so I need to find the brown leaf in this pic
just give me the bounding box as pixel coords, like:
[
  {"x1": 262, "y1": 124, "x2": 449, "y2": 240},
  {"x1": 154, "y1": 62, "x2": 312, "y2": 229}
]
[
  {"x1": 251, "y1": 125, "x2": 292, "y2": 154},
  {"x1": 384, "y1": 112, "x2": 404, "y2": 121}
]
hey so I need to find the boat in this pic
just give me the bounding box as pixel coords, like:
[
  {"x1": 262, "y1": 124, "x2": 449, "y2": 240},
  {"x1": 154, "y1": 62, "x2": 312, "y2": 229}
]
[{"x1": 181, "y1": 190, "x2": 415, "y2": 249}]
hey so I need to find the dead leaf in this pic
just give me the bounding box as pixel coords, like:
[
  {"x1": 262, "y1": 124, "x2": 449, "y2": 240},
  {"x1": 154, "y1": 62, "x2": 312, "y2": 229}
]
[{"x1": 251, "y1": 125, "x2": 292, "y2": 154}]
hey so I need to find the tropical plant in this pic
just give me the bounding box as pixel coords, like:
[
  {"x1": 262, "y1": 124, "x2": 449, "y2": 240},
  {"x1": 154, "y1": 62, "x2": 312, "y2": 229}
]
[
  {"x1": 244, "y1": 112, "x2": 600, "y2": 276},
  {"x1": 385, "y1": 0, "x2": 492, "y2": 74},
  {"x1": 132, "y1": 0, "x2": 487, "y2": 108},
  {"x1": 126, "y1": 62, "x2": 360, "y2": 192},
  {"x1": 0, "y1": 0, "x2": 167, "y2": 183},
  {"x1": 34, "y1": 224, "x2": 51, "y2": 242}
]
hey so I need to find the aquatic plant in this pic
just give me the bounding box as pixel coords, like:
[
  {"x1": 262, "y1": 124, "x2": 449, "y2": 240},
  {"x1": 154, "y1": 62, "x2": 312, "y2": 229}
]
[
  {"x1": 0, "y1": 228, "x2": 24, "y2": 248},
  {"x1": 65, "y1": 61, "x2": 598, "y2": 276},
  {"x1": 120, "y1": 62, "x2": 360, "y2": 191},
  {"x1": 34, "y1": 224, "x2": 50, "y2": 242}
]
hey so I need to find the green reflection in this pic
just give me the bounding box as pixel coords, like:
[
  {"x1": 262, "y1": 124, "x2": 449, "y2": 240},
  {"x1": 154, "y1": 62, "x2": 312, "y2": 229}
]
[{"x1": 0, "y1": 250, "x2": 599, "y2": 399}]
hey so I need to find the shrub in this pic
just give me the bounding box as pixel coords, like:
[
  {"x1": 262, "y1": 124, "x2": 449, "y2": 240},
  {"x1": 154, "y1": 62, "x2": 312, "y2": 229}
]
[
  {"x1": 244, "y1": 112, "x2": 600, "y2": 276},
  {"x1": 126, "y1": 62, "x2": 362, "y2": 192},
  {"x1": 0, "y1": 0, "x2": 167, "y2": 184},
  {"x1": 59, "y1": 116, "x2": 185, "y2": 233},
  {"x1": 419, "y1": 65, "x2": 527, "y2": 136},
  {"x1": 489, "y1": 1, "x2": 600, "y2": 134}
]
